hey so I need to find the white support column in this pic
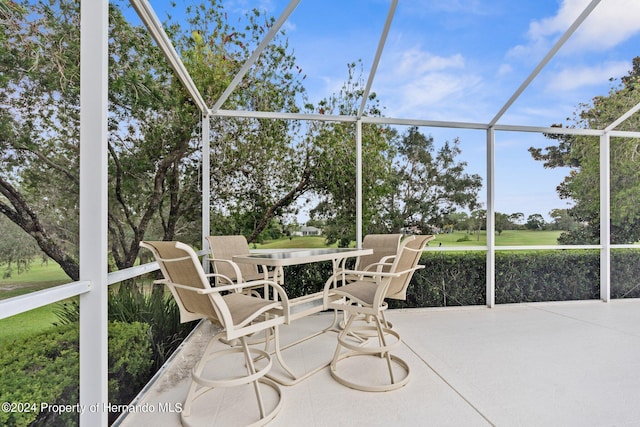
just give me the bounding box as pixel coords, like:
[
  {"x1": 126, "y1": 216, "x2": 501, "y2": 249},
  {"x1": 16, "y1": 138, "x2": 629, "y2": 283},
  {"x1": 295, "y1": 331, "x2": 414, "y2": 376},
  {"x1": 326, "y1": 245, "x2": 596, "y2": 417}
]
[
  {"x1": 356, "y1": 119, "x2": 363, "y2": 247},
  {"x1": 79, "y1": 0, "x2": 109, "y2": 425},
  {"x1": 202, "y1": 113, "x2": 211, "y2": 254},
  {"x1": 486, "y1": 128, "x2": 496, "y2": 307},
  {"x1": 600, "y1": 132, "x2": 611, "y2": 301}
]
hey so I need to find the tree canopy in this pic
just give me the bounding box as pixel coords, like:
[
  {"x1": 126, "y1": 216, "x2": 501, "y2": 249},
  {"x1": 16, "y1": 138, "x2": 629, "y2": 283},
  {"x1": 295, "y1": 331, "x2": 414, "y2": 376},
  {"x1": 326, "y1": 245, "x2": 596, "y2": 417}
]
[{"x1": 530, "y1": 57, "x2": 640, "y2": 244}]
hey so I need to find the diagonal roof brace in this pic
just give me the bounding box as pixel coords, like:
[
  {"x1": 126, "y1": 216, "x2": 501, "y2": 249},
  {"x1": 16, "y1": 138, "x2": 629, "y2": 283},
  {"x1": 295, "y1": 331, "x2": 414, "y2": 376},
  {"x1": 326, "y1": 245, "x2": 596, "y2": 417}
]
[
  {"x1": 357, "y1": 0, "x2": 398, "y2": 119},
  {"x1": 605, "y1": 101, "x2": 640, "y2": 132},
  {"x1": 130, "y1": 0, "x2": 209, "y2": 114},
  {"x1": 210, "y1": 0, "x2": 302, "y2": 113},
  {"x1": 489, "y1": 0, "x2": 601, "y2": 127}
]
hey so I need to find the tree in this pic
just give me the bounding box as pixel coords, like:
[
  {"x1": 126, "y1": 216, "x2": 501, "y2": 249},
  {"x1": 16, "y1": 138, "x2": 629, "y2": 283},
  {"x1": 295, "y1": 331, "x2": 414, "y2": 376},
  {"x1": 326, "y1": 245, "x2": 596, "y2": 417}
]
[
  {"x1": 0, "y1": 215, "x2": 41, "y2": 278},
  {"x1": 549, "y1": 208, "x2": 577, "y2": 231},
  {"x1": 0, "y1": 0, "x2": 310, "y2": 279},
  {"x1": 384, "y1": 126, "x2": 482, "y2": 234},
  {"x1": 1, "y1": 0, "x2": 84, "y2": 279},
  {"x1": 508, "y1": 212, "x2": 525, "y2": 228},
  {"x1": 530, "y1": 57, "x2": 640, "y2": 244},
  {"x1": 470, "y1": 209, "x2": 486, "y2": 240},
  {"x1": 495, "y1": 212, "x2": 511, "y2": 235},
  {"x1": 307, "y1": 62, "x2": 395, "y2": 246},
  {"x1": 525, "y1": 213, "x2": 545, "y2": 230},
  {"x1": 184, "y1": 6, "x2": 311, "y2": 244}
]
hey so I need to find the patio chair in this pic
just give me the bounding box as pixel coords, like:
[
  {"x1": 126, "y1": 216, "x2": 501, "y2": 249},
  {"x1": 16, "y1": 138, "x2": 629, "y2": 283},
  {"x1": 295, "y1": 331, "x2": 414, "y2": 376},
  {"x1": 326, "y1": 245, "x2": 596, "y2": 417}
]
[
  {"x1": 338, "y1": 233, "x2": 403, "y2": 275},
  {"x1": 322, "y1": 234, "x2": 434, "y2": 392},
  {"x1": 206, "y1": 235, "x2": 275, "y2": 285},
  {"x1": 140, "y1": 241, "x2": 290, "y2": 426},
  {"x1": 336, "y1": 233, "x2": 403, "y2": 327}
]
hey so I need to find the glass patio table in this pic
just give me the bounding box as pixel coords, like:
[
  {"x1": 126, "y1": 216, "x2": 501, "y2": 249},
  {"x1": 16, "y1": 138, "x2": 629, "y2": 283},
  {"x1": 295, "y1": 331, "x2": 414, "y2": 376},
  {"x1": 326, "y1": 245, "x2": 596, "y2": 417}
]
[
  {"x1": 233, "y1": 247, "x2": 372, "y2": 284},
  {"x1": 232, "y1": 247, "x2": 373, "y2": 385}
]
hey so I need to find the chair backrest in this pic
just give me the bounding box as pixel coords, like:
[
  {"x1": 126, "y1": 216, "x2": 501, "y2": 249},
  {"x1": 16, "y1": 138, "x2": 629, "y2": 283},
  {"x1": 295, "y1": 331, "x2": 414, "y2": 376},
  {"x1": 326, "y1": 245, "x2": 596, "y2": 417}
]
[
  {"x1": 356, "y1": 234, "x2": 403, "y2": 272},
  {"x1": 140, "y1": 241, "x2": 219, "y2": 324},
  {"x1": 206, "y1": 235, "x2": 259, "y2": 282},
  {"x1": 385, "y1": 235, "x2": 434, "y2": 300}
]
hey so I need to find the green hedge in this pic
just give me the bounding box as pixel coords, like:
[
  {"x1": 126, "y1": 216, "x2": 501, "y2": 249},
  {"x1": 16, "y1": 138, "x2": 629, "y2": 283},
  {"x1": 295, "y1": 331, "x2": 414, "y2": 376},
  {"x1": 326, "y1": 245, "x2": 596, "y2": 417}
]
[
  {"x1": 612, "y1": 249, "x2": 640, "y2": 298},
  {"x1": 0, "y1": 321, "x2": 153, "y2": 427},
  {"x1": 282, "y1": 250, "x2": 640, "y2": 306}
]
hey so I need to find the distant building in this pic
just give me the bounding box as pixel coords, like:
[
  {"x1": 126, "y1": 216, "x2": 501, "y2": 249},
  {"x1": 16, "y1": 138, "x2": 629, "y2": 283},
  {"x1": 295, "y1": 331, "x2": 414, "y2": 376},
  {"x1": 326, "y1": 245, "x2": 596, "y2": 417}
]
[{"x1": 292, "y1": 226, "x2": 322, "y2": 236}]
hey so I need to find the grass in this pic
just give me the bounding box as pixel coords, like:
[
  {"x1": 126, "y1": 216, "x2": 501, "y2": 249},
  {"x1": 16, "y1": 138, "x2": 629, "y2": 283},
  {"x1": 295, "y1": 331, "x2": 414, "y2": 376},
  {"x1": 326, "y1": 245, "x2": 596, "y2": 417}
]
[
  {"x1": 0, "y1": 261, "x2": 70, "y2": 299},
  {"x1": 257, "y1": 230, "x2": 564, "y2": 249},
  {"x1": 0, "y1": 304, "x2": 61, "y2": 346},
  {"x1": 434, "y1": 230, "x2": 563, "y2": 247},
  {"x1": 255, "y1": 235, "x2": 336, "y2": 249},
  {"x1": 1, "y1": 261, "x2": 72, "y2": 345}
]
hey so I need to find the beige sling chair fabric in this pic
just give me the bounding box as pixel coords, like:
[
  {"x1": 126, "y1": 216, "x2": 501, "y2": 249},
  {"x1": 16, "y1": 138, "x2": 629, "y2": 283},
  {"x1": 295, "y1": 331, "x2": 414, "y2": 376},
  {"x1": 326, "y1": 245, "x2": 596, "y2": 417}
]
[
  {"x1": 322, "y1": 234, "x2": 434, "y2": 392},
  {"x1": 355, "y1": 233, "x2": 403, "y2": 272},
  {"x1": 206, "y1": 235, "x2": 273, "y2": 284},
  {"x1": 140, "y1": 241, "x2": 290, "y2": 426}
]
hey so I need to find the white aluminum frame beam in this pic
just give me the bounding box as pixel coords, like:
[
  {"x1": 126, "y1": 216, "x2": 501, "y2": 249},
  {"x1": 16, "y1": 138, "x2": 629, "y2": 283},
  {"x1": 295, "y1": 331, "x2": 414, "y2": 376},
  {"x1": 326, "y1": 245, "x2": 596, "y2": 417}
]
[
  {"x1": 356, "y1": 120, "x2": 363, "y2": 246},
  {"x1": 357, "y1": 0, "x2": 397, "y2": 118},
  {"x1": 605, "y1": 101, "x2": 640, "y2": 132},
  {"x1": 600, "y1": 132, "x2": 611, "y2": 301},
  {"x1": 130, "y1": 0, "x2": 209, "y2": 113},
  {"x1": 202, "y1": 113, "x2": 211, "y2": 257},
  {"x1": 0, "y1": 282, "x2": 91, "y2": 320},
  {"x1": 79, "y1": 0, "x2": 109, "y2": 424},
  {"x1": 486, "y1": 128, "x2": 496, "y2": 307}
]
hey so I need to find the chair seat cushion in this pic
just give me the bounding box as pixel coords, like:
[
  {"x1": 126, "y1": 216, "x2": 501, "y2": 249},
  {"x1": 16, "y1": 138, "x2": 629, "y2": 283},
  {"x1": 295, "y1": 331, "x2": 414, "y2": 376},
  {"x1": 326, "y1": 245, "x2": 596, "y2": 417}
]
[
  {"x1": 223, "y1": 292, "x2": 280, "y2": 325},
  {"x1": 334, "y1": 280, "x2": 377, "y2": 306}
]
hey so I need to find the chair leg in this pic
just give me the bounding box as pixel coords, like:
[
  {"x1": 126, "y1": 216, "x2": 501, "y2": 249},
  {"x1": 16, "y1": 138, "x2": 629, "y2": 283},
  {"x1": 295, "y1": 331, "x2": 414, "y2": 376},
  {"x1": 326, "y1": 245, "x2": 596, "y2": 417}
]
[
  {"x1": 181, "y1": 331, "x2": 283, "y2": 426},
  {"x1": 329, "y1": 312, "x2": 410, "y2": 392},
  {"x1": 372, "y1": 315, "x2": 397, "y2": 383},
  {"x1": 242, "y1": 337, "x2": 267, "y2": 418}
]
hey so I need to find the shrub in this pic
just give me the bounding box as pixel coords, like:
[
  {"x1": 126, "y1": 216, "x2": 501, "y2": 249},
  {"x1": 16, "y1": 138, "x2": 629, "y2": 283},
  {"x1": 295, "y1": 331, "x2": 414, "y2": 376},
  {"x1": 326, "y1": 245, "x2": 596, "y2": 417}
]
[
  {"x1": 54, "y1": 282, "x2": 195, "y2": 372},
  {"x1": 612, "y1": 249, "x2": 640, "y2": 298},
  {"x1": 280, "y1": 250, "x2": 633, "y2": 307},
  {"x1": 0, "y1": 321, "x2": 152, "y2": 427},
  {"x1": 495, "y1": 250, "x2": 600, "y2": 303},
  {"x1": 106, "y1": 283, "x2": 194, "y2": 372},
  {"x1": 395, "y1": 251, "x2": 486, "y2": 308}
]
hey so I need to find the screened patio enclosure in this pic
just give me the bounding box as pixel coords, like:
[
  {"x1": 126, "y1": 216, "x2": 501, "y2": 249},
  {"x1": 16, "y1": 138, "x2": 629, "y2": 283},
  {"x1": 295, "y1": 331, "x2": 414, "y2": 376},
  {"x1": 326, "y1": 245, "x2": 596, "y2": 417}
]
[{"x1": 1, "y1": 0, "x2": 640, "y2": 425}]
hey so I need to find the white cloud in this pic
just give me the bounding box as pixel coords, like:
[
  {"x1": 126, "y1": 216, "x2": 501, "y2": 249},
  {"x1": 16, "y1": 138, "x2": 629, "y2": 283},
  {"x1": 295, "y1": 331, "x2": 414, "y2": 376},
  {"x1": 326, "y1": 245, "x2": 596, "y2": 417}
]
[
  {"x1": 509, "y1": 0, "x2": 640, "y2": 58},
  {"x1": 376, "y1": 46, "x2": 482, "y2": 119},
  {"x1": 497, "y1": 63, "x2": 513, "y2": 77},
  {"x1": 395, "y1": 48, "x2": 465, "y2": 75},
  {"x1": 546, "y1": 60, "x2": 630, "y2": 91}
]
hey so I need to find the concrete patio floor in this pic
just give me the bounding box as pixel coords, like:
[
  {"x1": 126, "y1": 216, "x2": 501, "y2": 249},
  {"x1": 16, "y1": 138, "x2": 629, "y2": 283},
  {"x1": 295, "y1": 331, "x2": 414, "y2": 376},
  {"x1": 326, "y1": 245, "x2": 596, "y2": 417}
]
[{"x1": 116, "y1": 299, "x2": 640, "y2": 427}]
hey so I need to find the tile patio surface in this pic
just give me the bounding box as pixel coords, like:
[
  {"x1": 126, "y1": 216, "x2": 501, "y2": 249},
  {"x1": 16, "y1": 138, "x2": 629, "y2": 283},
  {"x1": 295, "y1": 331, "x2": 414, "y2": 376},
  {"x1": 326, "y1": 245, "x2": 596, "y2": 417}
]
[{"x1": 116, "y1": 299, "x2": 640, "y2": 427}]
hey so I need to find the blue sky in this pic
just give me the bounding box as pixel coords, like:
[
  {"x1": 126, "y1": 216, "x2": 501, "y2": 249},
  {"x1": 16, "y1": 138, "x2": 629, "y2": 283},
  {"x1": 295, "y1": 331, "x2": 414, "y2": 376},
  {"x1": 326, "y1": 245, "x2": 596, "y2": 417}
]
[{"x1": 144, "y1": 0, "x2": 640, "y2": 221}]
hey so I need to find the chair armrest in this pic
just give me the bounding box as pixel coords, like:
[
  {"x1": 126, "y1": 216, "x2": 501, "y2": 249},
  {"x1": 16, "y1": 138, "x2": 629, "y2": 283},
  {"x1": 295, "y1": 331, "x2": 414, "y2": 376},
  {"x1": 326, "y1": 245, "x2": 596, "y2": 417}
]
[
  {"x1": 166, "y1": 280, "x2": 290, "y2": 323},
  {"x1": 323, "y1": 266, "x2": 424, "y2": 295},
  {"x1": 207, "y1": 257, "x2": 245, "y2": 282},
  {"x1": 359, "y1": 261, "x2": 394, "y2": 273}
]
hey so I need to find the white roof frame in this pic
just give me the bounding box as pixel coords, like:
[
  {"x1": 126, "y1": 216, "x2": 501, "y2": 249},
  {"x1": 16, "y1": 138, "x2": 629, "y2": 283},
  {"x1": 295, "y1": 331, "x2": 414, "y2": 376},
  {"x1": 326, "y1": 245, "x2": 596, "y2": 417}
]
[{"x1": 130, "y1": 0, "x2": 639, "y2": 134}]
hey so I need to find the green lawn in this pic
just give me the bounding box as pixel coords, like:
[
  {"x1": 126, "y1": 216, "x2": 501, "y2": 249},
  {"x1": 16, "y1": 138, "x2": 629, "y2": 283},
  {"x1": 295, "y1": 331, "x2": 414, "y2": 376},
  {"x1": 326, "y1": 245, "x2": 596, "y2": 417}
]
[
  {"x1": 0, "y1": 261, "x2": 70, "y2": 299},
  {"x1": 0, "y1": 262, "x2": 71, "y2": 345},
  {"x1": 256, "y1": 235, "x2": 336, "y2": 249},
  {"x1": 259, "y1": 230, "x2": 563, "y2": 249},
  {"x1": 434, "y1": 230, "x2": 563, "y2": 247},
  {"x1": 0, "y1": 304, "x2": 61, "y2": 346}
]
